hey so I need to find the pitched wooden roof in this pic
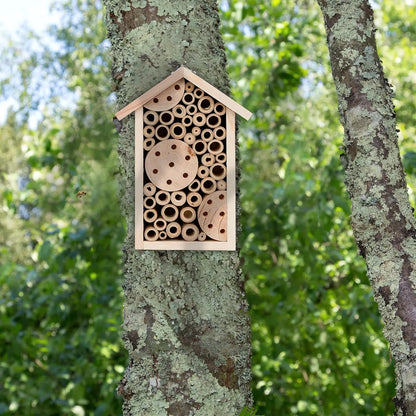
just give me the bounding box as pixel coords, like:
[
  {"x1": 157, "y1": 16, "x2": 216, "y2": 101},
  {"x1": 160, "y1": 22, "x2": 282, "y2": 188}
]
[{"x1": 115, "y1": 66, "x2": 252, "y2": 121}]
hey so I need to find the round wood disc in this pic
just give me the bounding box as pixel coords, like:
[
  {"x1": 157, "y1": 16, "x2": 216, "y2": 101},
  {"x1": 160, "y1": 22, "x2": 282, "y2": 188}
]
[
  {"x1": 145, "y1": 140, "x2": 198, "y2": 191},
  {"x1": 197, "y1": 191, "x2": 227, "y2": 241},
  {"x1": 143, "y1": 79, "x2": 185, "y2": 111}
]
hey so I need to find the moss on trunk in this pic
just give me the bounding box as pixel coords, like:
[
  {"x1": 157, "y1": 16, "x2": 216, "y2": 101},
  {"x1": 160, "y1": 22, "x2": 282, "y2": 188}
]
[{"x1": 103, "y1": 1, "x2": 252, "y2": 414}]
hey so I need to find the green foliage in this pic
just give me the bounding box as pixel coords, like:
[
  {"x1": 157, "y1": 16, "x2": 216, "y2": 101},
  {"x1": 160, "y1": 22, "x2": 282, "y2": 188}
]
[{"x1": 1, "y1": 0, "x2": 414, "y2": 414}]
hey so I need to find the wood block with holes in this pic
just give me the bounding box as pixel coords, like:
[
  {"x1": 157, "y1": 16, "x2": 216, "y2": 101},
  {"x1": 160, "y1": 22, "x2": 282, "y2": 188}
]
[{"x1": 115, "y1": 66, "x2": 252, "y2": 250}]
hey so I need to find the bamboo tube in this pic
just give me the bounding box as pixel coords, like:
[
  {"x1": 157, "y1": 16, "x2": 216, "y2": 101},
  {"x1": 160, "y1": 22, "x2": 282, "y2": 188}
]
[
  {"x1": 210, "y1": 163, "x2": 227, "y2": 180},
  {"x1": 194, "y1": 88, "x2": 204, "y2": 99},
  {"x1": 143, "y1": 125, "x2": 155, "y2": 138},
  {"x1": 172, "y1": 104, "x2": 186, "y2": 118},
  {"x1": 198, "y1": 166, "x2": 210, "y2": 179},
  {"x1": 166, "y1": 221, "x2": 181, "y2": 238},
  {"x1": 143, "y1": 138, "x2": 155, "y2": 151},
  {"x1": 193, "y1": 140, "x2": 207, "y2": 155},
  {"x1": 181, "y1": 224, "x2": 199, "y2": 241},
  {"x1": 201, "y1": 177, "x2": 217, "y2": 194},
  {"x1": 193, "y1": 113, "x2": 206, "y2": 127},
  {"x1": 159, "y1": 231, "x2": 167, "y2": 240},
  {"x1": 216, "y1": 153, "x2": 227, "y2": 163},
  {"x1": 217, "y1": 179, "x2": 227, "y2": 191},
  {"x1": 184, "y1": 133, "x2": 196, "y2": 145},
  {"x1": 182, "y1": 115, "x2": 193, "y2": 127},
  {"x1": 159, "y1": 111, "x2": 175, "y2": 125},
  {"x1": 182, "y1": 92, "x2": 195, "y2": 105},
  {"x1": 144, "y1": 209, "x2": 158, "y2": 223},
  {"x1": 187, "y1": 192, "x2": 202, "y2": 207},
  {"x1": 180, "y1": 206, "x2": 196, "y2": 223},
  {"x1": 144, "y1": 182, "x2": 156, "y2": 196},
  {"x1": 155, "y1": 190, "x2": 171, "y2": 206},
  {"x1": 171, "y1": 191, "x2": 186, "y2": 206},
  {"x1": 201, "y1": 129, "x2": 213, "y2": 142},
  {"x1": 213, "y1": 126, "x2": 226, "y2": 140},
  {"x1": 206, "y1": 113, "x2": 221, "y2": 128},
  {"x1": 201, "y1": 153, "x2": 215, "y2": 167},
  {"x1": 155, "y1": 124, "x2": 170, "y2": 140},
  {"x1": 144, "y1": 196, "x2": 156, "y2": 209},
  {"x1": 170, "y1": 123, "x2": 186, "y2": 140},
  {"x1": 185, "y1": 82, "x2": 194, "y2": 92},
  {"x1": 192, "y1": 126, "x2": 201, "y2": 137},
  {"x1": 214, "y1": 102, "x2": 226, "y2": 115},
  {"x1": 161, "y1": 204, "x2": 179, "y2": 222},
  {"x1": 186, "y1": 104, "x2": 197, "y2": 115},
  {"x1": 144, "y1": 110, "x2": 159, "y2": 126},
  {"x1": 154, "y1": 218, "x2": 167, "y2": 231},
  {"x1": 144, "y1": 226, "x2": 159, "y2": 241},
  {"x1": 197, "y1": 96, "x2": 214, "y2": 114},
  {"x1": 188, "y1": 180, "x2": 201, "y2": 192},
  {"x1": 198, "y1": 232, "x2": 207, "y2": 241},
  {"x1": 208, "y1": 140, "x2": 224, "y2": 155}
]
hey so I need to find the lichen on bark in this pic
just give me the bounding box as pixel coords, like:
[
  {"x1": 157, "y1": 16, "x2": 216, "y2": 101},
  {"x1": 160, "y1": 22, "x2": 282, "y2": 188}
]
[
  {"x1": 317, "y1": 0, "x2": 416, "y2": 414},
  {"x1": 103, "y1": 1, "x2": 252, "y2": 415}
]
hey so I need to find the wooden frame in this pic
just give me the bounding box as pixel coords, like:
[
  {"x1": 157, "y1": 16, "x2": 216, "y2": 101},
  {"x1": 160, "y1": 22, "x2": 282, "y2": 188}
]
[{"x1": 116, "y1": 66, "x2": 251, "y2": 251}]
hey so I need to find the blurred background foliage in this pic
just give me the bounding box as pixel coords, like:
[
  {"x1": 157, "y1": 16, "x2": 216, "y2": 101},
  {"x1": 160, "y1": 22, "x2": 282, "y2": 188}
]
[{"x1": 1, "y1": 0, "x2": 416, "y2": 414}]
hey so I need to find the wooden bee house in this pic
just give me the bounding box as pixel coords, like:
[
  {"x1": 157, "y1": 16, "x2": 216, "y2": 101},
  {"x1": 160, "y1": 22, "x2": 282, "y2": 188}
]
[{"x1": 115, "y1": 66, "x2": 252, "y2": 250}]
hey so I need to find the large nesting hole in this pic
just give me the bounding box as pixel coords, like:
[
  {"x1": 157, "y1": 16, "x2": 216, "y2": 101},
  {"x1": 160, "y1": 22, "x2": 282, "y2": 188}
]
[
  {"x1": 174, "y1": 126, "x2": 183, "y2": 136},
  {"x1": 165, "y1": 207, "x2": 176, "y2": 218},
  {"x1": 170, "y1": 226, "x2": 177, "y2": 233},
  {"x1": 183, "y1": 93, "x2": 194, "y2": 103},
  {"x1": 204, "y1": 179, "x2": 214, "y2": 189},
  {"x1": 212, "y1": 165, "x2": 224, "y2": 177},
  {"x1": 161, "y1": 113, "x2": 173, "y2": 123},
  {"x1": 191, "y1": 195, "x2": 198, "y2": 203},
  {"x1": 157, "y1": 126, "x2": 169, "y2": 138},
  {"x1": 209, "y1": 141, "x2": 221, "y2": 153},
  {"x1": 186, "y1": 228, "x2": 195, "y2": 236},
  {"x1": 200, "y1": 98, "x2": 211, "y2": 110},
  {"x1": 190, "y1": 182, "x2": 199, "y2": 190},
  {"x1": 147, "y1": 230, "x2": 156, "y2": 238},
  {"x1": 175, "y1": 194, "x2": 183, "y2": 201},
  {"x1": 159, "y1": 193, "x2": 167, "y2": 201},
  {"x1": 183, "y1": 210, "x2": 193, "y2": 219},
  {"x1": 194, "y1": 142, "x2": 205, "y2": 153},
  {"x1": 147, "y1": 113, "x2": 155, "y2": 122}
]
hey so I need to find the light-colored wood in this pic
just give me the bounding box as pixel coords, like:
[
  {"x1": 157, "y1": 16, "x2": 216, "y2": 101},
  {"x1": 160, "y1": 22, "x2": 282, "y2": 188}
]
[
  {"x1": 188, "y1": 180, "x2": 201, "y2": 193},
  {"x1": 142, "y1": 240, "x2": 235, "y2": 250},
  {"x1": 200, "y1": 177, "x2": 217, "y2": 194},
  {"x1": 144, "y1": 226, "x2": 159, "y2": 241},
  {"x1": 206, "y1": 113, "x2": 221, "y2": 128},
  {"x1": 144, "y1": 196, "x2": 156, "y2": 209},
  {"x1": 193, "y1": 140, "x2": 207, "y2": 155},
  {"x1": 198, "y1": 166, "x2": 209, "y2": 179},
  {"x1": 181, "y1": 224, "x2": 199, "y2": 241},
  {"x1": 201, "y1": 153, "x2": 215, "y2": 167},
  {"x1": 214, "y1": 126, "x2": 226, "y2": 140},
  {"x1": 183, "y1": 92, "x2": 195, "y2": 105},
  {"x1": 181, "y1": 67, "x2": 252, "y2": 120},
  {"x1": 197, "y1": 191, "x2": 227, "y2": 241},
  {"x1": 170, "y1": 122, "x2": 186, "y2": 139},
  {"x1": 193, "y1": 113, "x2": 206, "y2": 127},
  {"x1": 161, "y1": 204, "x2": 179, "y2": 222},
  {"x1": 187, "y1": 192, "x2": 202, "y2": 207},
  {"x1": 197, "y1": 95, "x2": 214, "y2": 114},
  {"x1": 208, "y1": 140, "x2": 224, "y2": 155},
  {"x1": 180, "y1": 206, "x2": 196, "y2": 223},
  {"x1": 143, "y1": 182, "x2": 156, "y2": 196},
  {"x1": 145, "y1": 140, "x2": 198, "y2": 191},
  {"x1": 226, "y1": 108, "x2": 236, "y2": 250},
  {"x1": 155, "y1": 190, "x2": 171, "y2": 206},
  {"x1": 166, "y1": 222, "x2": 181, "y2": 238},
  {"x1": 159, "y1": 111, "x2": 174, "y2": 125},
  {"x1": 135, "y1": 108, "x2": 144, "y2": 250},
  {"x1": 143, "y1": 138, "x2": 155, "y2": 151},
  {"x1": 115, "y1": 68, "x2": 186, "y2": 119},
  {"x1": 154, "y1": 218, "x2": 167, "y2": 231},
  {"x1": 143, "y1": 110, "x2": 159, "y2": 125},
  {"x1": 171, "y1": 191, "x2": 186, "y2": 206},
  {"x1": 116, "y1": 66, "x2": 252, "y2": 121},
  {"x1": 184, "y1": 133, "x2": 196, "y2": 145},
  {"x1": 143, "y1": 78, "x2": 185, "y2": 111},
  {"x1": 172, "y1": 104, "x2": 186, "y2": 118},
  {"x1": 143, "y1": 125, "x2": 155, "y2": 137},
  {"x1": 201, "y1": 128, "x2": 213, "y2": 142}
]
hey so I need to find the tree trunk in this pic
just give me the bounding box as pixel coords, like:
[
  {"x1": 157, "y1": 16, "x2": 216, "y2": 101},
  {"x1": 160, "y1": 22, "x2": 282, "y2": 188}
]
[
  {"x1": 102, "y1": 1, "x2": 252, "y2": 415},
  {"x1": 317, "y1": 0, "x2": 416, "y2": 414}
]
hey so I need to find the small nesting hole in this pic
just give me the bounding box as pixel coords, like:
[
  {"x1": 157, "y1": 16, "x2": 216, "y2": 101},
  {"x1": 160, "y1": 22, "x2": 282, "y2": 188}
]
[
  {"x1": 207, "y1": 200, "x2": 212, "y2": 205},
  {"x1": 167, "y1": 179, "x2": 172, "y2": 185},
  {"x1": 219, "y1": 194, "x2": 225, "y2": 200},
  {"x1": 184, "y1": 210, "x2": 193, "y2": 219},
  {"x1": 153, "y1": 169, "x2": 158, "y2": 174},
  {"x1": 153, "y1": 98, "x2": 159, "y2": 103},
  {"x1": 203, "y1": 211, "x2": 208, "y2": 217},
  {"x1": 171, "y1": 144, "x2": 177, "y2": 150},
  {"x1": 167, "y1": 96, "x2": 172, "y2": 101},
  {"x1": 156, "y1": 220, "x2": 164, "y2": 228},
  {"x1": 175, "y1": 84, "x2": 180, "y2": 90},
  {"x1": 191, "y1": 196, "x2": 198, "y2": 202},
  {"x1": 185, "y1": 155, "x2": 191, "y2": 161},
  {"x1": 155, "y1": 151, "x2": 161, "y2": 156},
  {"x1": 220, "y1": 212, "x2": 225, "y2": 217},
  {"x1": 183, "y1": 173, "x2": 189, "y2": 178},
  {"x1": 159, "y1": 193, "x2": 167, "y2": 201},
  {"x1": 220, "y1": 229, "x2": 225, "y2": 234},
  {"x1": 169, "y1": 162, "x2": 175, "y2": 167},
  {"x1": 208, "y1": 224, "x2": 213, "y2": 229}
]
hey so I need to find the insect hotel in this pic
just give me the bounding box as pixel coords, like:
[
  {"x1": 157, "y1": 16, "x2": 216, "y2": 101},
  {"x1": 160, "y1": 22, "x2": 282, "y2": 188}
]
[{"x1": 115, "y1": 66, "x2": 252, "y2": 250}]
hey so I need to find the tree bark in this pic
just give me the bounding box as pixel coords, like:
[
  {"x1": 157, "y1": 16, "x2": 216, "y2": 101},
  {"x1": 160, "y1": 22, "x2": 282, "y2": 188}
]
[
  {"x1": 317, "y1": 0, "x2": 416, "y2": 414},
  {"x1": 103, "y1": 1, "x2": 251, "y2": 415}
]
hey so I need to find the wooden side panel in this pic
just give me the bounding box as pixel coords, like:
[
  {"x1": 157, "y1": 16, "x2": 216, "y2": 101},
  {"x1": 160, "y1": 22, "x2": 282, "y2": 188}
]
[
  {"x1": 135, "y1": 107, "x2": 144, "y2": 249},
  {"x1": 226, "y1": 108, "x2": 236, "y2": 251}
]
